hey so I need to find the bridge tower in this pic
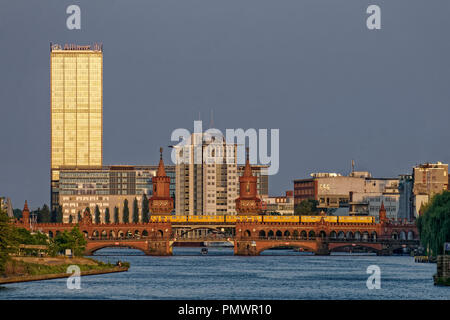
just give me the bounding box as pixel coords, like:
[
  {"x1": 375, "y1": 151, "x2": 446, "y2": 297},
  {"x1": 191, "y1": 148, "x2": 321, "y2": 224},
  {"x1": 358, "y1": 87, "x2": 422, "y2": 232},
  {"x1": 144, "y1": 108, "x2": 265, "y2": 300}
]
[
  {"x1": 150, "y1": 147, "x2": 174, "y2": 214},
  {"x1": 235, "y1": 147, "x2": 262, "y2": 215},
  {"x1": 379, "y1": 201, "x2": 387, "y2": 223},
  {"x1": 20, "y1": 200, "x2": 30, "y2": 225}
]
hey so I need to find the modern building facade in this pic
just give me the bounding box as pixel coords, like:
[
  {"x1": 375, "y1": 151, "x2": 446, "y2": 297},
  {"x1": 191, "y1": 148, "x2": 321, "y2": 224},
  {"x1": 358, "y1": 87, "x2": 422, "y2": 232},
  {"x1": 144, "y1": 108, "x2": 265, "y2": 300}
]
[
  {"x1": 412, "y1": 162, "x2": 449, "y2": 217},
  {"x1": 0, "y1": 197, "x2": 14, "y2": 218},
  {"x1": 50, "y1": 43, "x2": 103, "y2": 211},
  {"x1": 397, "y1": 174, "x2": 414, "y2": 220},
  {"x1": 294, "y1": 171, "x2": 404, "y2": 219},
  {"x1": 58, "y1": 165, "x2": 176, "y2": 222},
  {"x1": 175, "y1": 133, "x2": 239, "y2": 215},
  {"x1": 264, "y1": 191, "x2": 294, "y2": 215}
]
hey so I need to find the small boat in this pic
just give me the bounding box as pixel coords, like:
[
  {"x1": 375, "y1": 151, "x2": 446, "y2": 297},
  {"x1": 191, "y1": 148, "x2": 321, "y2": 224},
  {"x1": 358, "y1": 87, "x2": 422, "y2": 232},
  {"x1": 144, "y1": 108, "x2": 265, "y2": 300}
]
[{"x1": 201, "y1": 248, "x2": 208, "y2": 255}]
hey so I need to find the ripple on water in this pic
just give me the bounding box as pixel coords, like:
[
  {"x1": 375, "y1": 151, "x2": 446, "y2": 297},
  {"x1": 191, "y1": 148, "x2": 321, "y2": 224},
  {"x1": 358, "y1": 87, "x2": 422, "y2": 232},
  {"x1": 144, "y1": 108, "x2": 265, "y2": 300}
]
[{"x1": 0, "y1": 248, "x2": 448, "y2": 300}]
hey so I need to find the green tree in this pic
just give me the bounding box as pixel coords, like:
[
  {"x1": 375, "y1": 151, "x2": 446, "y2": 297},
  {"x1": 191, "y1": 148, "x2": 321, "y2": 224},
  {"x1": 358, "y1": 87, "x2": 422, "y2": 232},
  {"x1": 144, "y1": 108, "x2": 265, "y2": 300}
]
[
  {"x1": 114, "y1": 207, "x2": 119, "y2": 224},
  {"x1": 94, "y1": 205, "x2": 101, "y2": 224},
  {"x1": 15, "y1": 228, "x2": 47, "y2": 245},
  {"x1": 38, "y1": 204, "x2": 51, "y2": 223},
  {"x1": 142, "y1": 194, "x2": 149, "y2": 223},
  {"x1": 0, "y1": 209, "x2": 17, "y2": 273},
  {"x1": 417, "y1": 191, "x2": 450, "y2": 256},
  {"x1": 132, "y1": 198, "x2": 139, "y2": 223},
  {"x1": 77, "y1": 211, "x2": 82, "y2": 222},
  {"x1": 49, "y1": 226, "x2": 87, "y2": 257},
  {"x1": 13, "y1": 209, "x2": 22, "y2": 219},
  {"x1": 123, "y1": 199, "x2": 129, "y2": 223},
  {"x1": 69, "y1": 215, "x2": 73, "y2": 224},
  {"x1": 294, "y1": 199, "x2": 319, "y2": 215},
  {"x1": 105, "y1": 208, "x2": 110, "y2": 224},
  {"x1": 56, "y1": 205, "x2": 63, "y2": 223}
]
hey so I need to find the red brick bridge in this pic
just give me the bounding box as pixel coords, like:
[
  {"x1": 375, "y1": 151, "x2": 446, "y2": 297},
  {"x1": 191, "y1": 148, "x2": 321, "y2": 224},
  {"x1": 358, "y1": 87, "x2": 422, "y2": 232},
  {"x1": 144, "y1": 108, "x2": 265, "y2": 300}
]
[{"x1": 17, "y1": 218, "x2": 419, "y2": 256}]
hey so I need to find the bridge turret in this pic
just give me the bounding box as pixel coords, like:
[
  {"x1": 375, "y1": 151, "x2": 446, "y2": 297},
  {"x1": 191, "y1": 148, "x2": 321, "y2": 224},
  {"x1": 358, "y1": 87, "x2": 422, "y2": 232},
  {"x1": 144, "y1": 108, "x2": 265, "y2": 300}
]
[
  {"x1": 235, "y1": 147, "x2": 262, "y2": 215},
  {"x1": 379, "y1": 201, "x2": 387, "y2": 223},
  {"x1": 150, "y1": 148, "x2": 174, "y2": 215},
  {"x1": 21, "y1": 200, "x2": 30, "y2": 224}
]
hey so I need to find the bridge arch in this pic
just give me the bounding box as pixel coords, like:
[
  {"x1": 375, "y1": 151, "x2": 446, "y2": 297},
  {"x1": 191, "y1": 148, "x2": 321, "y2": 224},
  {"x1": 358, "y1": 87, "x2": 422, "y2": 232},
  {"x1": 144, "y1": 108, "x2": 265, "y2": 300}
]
[
  {"x1": 300, "y1": 230, "x2": 307, "y2": 239},
  {"x1": 268, "y1": 230, "x2": 274, "y2": 238},
  {"x1": 329, "y1": 243, "x2": 381, "y2": 254},
  {"x1": 257, "y1": 242, "x2": 317, "y2": 255},
  {"x1": 308, "y1": 230, "x2": 315, "y2": 239},
  {"x1": 407, "y1": 230, "x2": 414, "y2": 240},
  {"x1": 330, "y1": 231, "x2": 337, "y2": 239},
  {"x1": 362, "y1": 231, "x2": 369, "y2": 242},
  {"x1": 371, "y1": 231, "x2": 377, "y2": 241},
  {"x1": 319, "y1": 230, "x2": 326, "y2": 239},
  {"x1": 276, "y1": 230, "x2": 282, "y2": 237},
  {"x1": 86, "y1": 243, "x2": 148, "y2": 255},
  {"x1": 337, "y1": 231, "x2": 345, "y2": 240},
  {"x1": 259, "y1": 230, "x2": 266, "y2": 237},
  {"x1": 346, "y1": 231, "x2": 353, "y2": 240},
  {"x1": 399, "y1": 231, "x2": 406, "y2": 240}
]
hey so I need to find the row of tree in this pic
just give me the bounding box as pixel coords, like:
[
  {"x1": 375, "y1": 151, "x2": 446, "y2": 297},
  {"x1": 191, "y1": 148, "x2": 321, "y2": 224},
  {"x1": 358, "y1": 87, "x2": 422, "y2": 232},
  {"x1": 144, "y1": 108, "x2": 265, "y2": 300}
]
[
  {"x1": 0, "y1": 208, "x2": 87, "y2": 274},
  {"x1": 417, "y1": 191, "x2": 450, "y2": 256},
  {"x1": 14, "y1": 204, "x2": 64, "y2": 223},
  {"x1": 68, "y1": 194, "x2": 151, "y2": 224}
]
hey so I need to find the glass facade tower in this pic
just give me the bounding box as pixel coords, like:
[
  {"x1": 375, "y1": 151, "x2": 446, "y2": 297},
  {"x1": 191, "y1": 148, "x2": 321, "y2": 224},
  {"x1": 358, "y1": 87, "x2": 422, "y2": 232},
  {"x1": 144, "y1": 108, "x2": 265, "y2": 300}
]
[{"x1": 50, "y1": 43, "x2": 103, "y2": 210}]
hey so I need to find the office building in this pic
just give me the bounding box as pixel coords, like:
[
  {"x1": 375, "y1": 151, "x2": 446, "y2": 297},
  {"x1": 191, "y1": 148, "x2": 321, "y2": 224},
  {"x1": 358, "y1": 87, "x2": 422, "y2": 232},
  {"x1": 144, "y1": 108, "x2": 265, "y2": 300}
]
[
  {"x1": 58, "y1": 165, "x2": 176, "y2": 222},
  {"x1": 50, "y1": 43, "x2": 103, "y2": 211},
  {"x1": 412, "y1": 162, "x2": 449, "y2": 217},
  {"x1": 175, "y1": 133, "x2": 238, "y2": 215}
]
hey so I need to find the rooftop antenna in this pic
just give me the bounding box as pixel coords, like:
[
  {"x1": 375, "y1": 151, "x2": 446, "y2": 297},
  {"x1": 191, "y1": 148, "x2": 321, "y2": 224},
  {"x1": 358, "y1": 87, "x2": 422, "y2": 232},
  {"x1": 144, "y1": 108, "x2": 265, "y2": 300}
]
[{"x1": 209, "y1": 109, "x2": 214, "y2": 128}]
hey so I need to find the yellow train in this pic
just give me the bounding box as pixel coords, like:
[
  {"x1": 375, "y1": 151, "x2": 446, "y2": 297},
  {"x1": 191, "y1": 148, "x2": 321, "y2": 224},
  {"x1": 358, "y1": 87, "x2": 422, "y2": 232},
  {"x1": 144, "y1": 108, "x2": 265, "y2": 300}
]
[{"x1": 149, "y1": 214, "x2": 374, "y2": 224}]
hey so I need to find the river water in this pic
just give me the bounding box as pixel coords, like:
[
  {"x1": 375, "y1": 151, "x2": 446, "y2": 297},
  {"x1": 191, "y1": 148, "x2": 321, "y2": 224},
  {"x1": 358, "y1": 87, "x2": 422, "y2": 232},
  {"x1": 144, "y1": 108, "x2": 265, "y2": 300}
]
[{"x1": 0, "y1": 247, "x2": 448, "y2": 300}]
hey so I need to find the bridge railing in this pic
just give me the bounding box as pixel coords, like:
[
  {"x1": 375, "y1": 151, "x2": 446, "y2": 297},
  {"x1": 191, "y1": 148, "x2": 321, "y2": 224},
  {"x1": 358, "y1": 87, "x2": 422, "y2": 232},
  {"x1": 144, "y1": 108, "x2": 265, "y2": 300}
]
[{"x1": 239, "y1": 236, "x2": 419, "y2": 243}]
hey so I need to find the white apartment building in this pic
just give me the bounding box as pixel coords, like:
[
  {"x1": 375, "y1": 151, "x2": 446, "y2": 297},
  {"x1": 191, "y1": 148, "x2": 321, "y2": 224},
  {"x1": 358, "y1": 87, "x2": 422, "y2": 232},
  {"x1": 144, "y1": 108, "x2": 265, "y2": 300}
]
[{"x1": 175, "y1": 133, "x2": 238, "y2": 215}]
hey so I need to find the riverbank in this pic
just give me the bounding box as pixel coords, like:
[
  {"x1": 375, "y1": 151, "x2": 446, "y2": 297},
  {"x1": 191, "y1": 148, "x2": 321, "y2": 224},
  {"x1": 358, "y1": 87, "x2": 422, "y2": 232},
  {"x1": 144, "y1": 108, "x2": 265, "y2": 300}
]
[
  {"x1": 0, "y1": 256, "x2": 129, "y2": 285},
  {"x1": 434, "y1": 255, "x2": 450, "y2": 286}
]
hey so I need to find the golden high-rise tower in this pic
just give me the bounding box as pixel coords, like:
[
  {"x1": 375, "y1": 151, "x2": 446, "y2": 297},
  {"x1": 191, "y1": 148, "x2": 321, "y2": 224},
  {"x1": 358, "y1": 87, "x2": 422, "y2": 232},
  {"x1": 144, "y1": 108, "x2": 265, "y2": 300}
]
[{"x1": 50, "y1": 43, "x2": 103, "y2": 210}]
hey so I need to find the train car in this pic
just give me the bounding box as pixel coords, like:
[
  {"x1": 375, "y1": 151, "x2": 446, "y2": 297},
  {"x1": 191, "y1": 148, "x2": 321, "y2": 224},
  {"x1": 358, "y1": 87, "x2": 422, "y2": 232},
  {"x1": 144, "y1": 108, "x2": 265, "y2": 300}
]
[
  {"x1": 224, "y1": 215, "x2": 237, "y2": 223},
  {"x1": 236, "y1": 215, "x2": 263, "y2": 223},
  {"x1": 300, "y1": 216, "x2": 322, "y2": 223},
  {"x1": 169, "y1": 215, "x2": 188, "y2": 223},
  {"x1": 262, "y1": 215, "x2": 299, "y2": 223},
  {"x1": 337, "y1": 216, "x2": 374, "y2": 224},
  {"x1": 149, "y1": 215, "x2": 170, "y2": 223},
  {"x1": 323, "y1": 216, "x2": 338, "y2": 223},
  {"x1": 187, "y1": 215, "x2": 225, "y2": 223}
]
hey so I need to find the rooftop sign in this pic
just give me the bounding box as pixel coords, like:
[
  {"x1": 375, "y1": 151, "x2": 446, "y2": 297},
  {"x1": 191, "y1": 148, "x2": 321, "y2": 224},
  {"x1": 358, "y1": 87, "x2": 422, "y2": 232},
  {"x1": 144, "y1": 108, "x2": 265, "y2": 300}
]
[{"x1": 50, "y1": 42, "x2": 102, "y2": 52}]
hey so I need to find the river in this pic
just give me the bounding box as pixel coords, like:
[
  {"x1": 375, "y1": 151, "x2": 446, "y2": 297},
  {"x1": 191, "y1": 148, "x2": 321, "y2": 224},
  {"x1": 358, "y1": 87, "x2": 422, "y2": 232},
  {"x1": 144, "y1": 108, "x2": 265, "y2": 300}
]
[{"x1": 0, "y1": 247, "x2": 448, "y2": 300}]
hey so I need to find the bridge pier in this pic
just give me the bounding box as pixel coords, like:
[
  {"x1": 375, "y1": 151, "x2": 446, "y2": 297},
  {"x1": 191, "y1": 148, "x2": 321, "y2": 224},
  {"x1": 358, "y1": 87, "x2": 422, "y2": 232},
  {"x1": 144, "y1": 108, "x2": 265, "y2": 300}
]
[
  {"x1": 234, "y1": 241, "x2": 258, "y2": 256},
  {"x1": 147, "y1": 240, "x2": 172, "y2": 256},
  {"x1": 314, "y1": 240, "x2": 330, "y2": 256},
  {"x1": 377, "y1": 244, "x2": 393, "y2": 256}
]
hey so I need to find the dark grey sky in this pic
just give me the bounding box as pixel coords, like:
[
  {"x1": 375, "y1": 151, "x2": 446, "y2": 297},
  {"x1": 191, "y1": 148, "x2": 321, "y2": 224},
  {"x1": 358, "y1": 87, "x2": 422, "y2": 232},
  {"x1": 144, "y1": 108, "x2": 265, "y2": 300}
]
[{"x1": 1, "y1": 0, "x2": 450, "y2": 210}]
